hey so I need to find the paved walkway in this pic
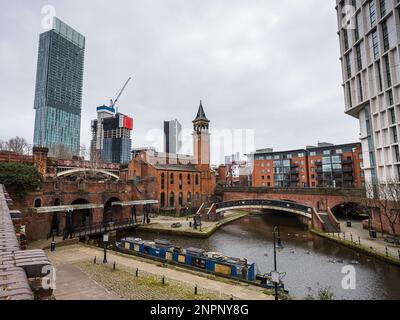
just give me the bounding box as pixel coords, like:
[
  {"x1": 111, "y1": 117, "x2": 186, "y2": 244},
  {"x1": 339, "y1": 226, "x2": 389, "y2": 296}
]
[
  {"x1": 339, "y1": 219, "x2": 400, "y2": 259},
  {"x1": 47, "y1": 244, "x2": 272, "y2": 300}
]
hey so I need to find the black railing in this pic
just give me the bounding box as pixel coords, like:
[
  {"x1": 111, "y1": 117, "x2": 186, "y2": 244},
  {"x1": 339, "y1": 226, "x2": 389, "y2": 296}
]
[
  {"x1": 216, "y1": 199, "x2": 312, "y2": 214},
  {"x1": 220, "y1": 186, "x2": 366, "y2": 197},
  {"x1": 70, "y1": 218, "x2": 143, "y2": 237}
]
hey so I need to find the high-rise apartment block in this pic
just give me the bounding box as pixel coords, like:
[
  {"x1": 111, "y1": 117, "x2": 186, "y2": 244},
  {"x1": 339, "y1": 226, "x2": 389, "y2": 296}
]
[
  {"x1": 250, "y1": 142, "x2": 364, "y2": 189},
  {"x1": 335, "y1": 0, "x2": 400, "y2": 185},
  {"x1": 33, "y1": 17, "x2": 85, "y2": 157},
  {"x1": 164, "y1": 119, "x2": 182, "y2": 154},
  {"x1": 91, "y1": 105, "x2": 133, "y2": 164}
]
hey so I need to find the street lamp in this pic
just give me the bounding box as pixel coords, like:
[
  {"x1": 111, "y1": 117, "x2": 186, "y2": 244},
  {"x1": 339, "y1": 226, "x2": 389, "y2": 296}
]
[
  {"x1": 272, "y1": 226, "x2": 283, "y2": 301},
  {"x1": 103, "y1": 233, "x2": 109, "y2": 263}
]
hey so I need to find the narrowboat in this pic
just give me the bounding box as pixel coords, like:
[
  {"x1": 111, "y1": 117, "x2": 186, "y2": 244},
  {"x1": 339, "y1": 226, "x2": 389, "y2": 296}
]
[{"x1": 116, "y1": 237, "x2": 288, "y2": 293}]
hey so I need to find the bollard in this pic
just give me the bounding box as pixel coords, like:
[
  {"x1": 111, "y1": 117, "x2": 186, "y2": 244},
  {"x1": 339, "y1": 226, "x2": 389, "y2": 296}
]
[
  {"x1": 94, "y1": 256, "x2": 97, "y2": 264},
  {"x1": 230, "y1": 295, "x2": 234, "y2": 300},
  {"x1": 358, "y1": 237, "x2": 361, "y2": 245},
  {"x1": 113, "y1": 262, "x2": 116, "y2": 270},
  {"x1": 136, "y1": 268, "x2": 139, "y2": 277},
  {"x1": 194, "y1": 285, "x2": 198, "y2": 295},
  {"x1": 50, "y1": 241, "x2": 56, "y2": 252},
  {"x1": 162, "y1": 276, "x2": 165, "y2": 285}
]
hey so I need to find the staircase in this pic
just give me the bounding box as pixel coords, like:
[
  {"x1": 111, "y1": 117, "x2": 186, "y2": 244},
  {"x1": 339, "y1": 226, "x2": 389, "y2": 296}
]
[{"x1": 318, "y1": 212, "x2": 340, "y2": 233}]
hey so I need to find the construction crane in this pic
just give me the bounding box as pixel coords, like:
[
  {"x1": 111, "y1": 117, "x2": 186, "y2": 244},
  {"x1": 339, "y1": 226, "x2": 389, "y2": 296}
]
[{"x1": 110, "y1": 77, "x2": 132, "y2": 110}]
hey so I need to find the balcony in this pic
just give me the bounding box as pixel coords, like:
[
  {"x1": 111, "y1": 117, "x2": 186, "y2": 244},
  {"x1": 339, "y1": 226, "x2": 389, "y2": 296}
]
[
  {"x1": 342, "y1": 167, "x2": 353, "y2": 173},
  {"x1": 342, "y1": 159, "x2": 353, "y2": 165}
]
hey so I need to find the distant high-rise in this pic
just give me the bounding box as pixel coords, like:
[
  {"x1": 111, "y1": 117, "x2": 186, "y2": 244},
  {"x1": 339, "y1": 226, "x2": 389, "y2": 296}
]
[
  {"x1": 335, "y1": 1, "x2": 400, "y2": 185},
  {"x1": 91, "y1": 105, "x2": 133, "y2": 165},
  {"x1": 33, "y1": 17, "x2": 85, "y2": 157},
  {"x1": 164, "y1": 119, "x2": 182, "y2": 154}
]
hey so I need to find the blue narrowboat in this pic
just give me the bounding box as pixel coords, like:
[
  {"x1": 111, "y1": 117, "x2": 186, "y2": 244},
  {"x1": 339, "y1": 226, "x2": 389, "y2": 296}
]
[{"x1": 117, "y1": 237, "x2": 257, "y2": 283}]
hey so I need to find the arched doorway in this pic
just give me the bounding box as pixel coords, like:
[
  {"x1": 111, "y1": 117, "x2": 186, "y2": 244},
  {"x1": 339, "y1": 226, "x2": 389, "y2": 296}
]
[
  {"x1": 104, "y1": 197, "x2": 122, "y2": 222},
  {"x1": 71, "y1": 199, "x2": 91, "y2": 227},
  {"x1": 34, "y1": 198, "x2": 42, "y2": 208},
  {"x1": 331, "y1": 203, "x2": 365, "y2": 221}
]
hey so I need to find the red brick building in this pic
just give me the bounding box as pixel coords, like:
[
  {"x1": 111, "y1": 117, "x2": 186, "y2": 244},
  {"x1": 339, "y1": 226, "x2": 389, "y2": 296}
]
[
  {"x1": 251, "y1": 142, "x2": 364, "y2": 189},
  {"x1": 125, "y1": 102, "x2": 216, "y2": 213}
]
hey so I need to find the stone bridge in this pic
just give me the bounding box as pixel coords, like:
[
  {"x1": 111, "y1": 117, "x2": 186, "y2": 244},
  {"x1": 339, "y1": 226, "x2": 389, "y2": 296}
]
[{"x1": 218, "y1": 187, "x2": 366, "y2": 232}]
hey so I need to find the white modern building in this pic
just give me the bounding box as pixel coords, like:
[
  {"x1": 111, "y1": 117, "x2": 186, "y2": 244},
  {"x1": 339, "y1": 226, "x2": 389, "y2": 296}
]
[{"x1": 335, "y1": 0, "x2": 400, "y2": 185}]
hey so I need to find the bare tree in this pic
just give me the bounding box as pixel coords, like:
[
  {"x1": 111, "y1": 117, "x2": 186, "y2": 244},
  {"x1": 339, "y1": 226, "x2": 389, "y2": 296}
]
[
  {"x1": 7, "y1": 137, "x2": 30, "y2": 155},
  {"x1": 362, "y1": 181, "x2": 400, "y2": 237},
  {"x1": 380, "y1": 180, "x2": 400, "y2": 237},
  {"x1": 0, "y1": 140, "x2": 8, "y2": 151}
]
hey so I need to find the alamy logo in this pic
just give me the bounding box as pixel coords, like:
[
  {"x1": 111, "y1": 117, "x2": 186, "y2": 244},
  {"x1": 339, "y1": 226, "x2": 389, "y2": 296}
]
[
  {"x1": 341, "y1": 5, "x2": 356, "y2": 30},
  {"x1": 41, "y1": 5, "x2": 56, "y2": 30},
  {"x1": 41, "y1": 265, "x2": 56, "y2": 290},
  {"x1": 341, "y1": 265, "x2": 356, "y2": 290}
]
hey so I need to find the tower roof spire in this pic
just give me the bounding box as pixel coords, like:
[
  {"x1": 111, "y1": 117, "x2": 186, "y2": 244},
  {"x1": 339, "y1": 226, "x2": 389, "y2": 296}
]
[{"x1": 193, "y1": 100, "x2": 210, "y2": 123}]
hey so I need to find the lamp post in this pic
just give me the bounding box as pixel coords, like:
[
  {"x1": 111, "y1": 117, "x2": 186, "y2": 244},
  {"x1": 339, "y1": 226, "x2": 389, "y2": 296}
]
[
  {"x1": 103, "y1": 233, "x2": 109, "y2": 264},
  {"x1": 272, "y1": 226, "x2": 282, "y2": 301}
]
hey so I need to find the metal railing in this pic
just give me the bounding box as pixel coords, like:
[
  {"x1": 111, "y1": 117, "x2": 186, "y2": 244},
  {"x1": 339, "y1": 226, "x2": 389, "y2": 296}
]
[
  {"x1": 219, "y1": 186, "x2": 366, "y2": 197},
  {"x1": 69, "y1": 218, "x2": 143, "y2": 237},
  {"x1": 216, "y1": 199, "x2": 312, "y2": 214},
  {"x1": 327, "y1": 231, "x2": 400, "y2": 261}
]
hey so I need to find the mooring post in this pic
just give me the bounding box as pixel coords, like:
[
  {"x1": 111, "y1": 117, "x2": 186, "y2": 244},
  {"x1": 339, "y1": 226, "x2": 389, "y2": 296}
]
[
  {"x1": 162, "y1": 276, "x2": 165, "y2": 285},
  {"x1": 194, "y1": 285, "x2": 198, "y2": 295},
  {"x1": 136, "y1": 268, "x2": 139, "y2": 277},
  {"x1": 94, "y1": 256, "x2": 97, "y2": 264},
  {"x1": 113, "y1": 262, "x2": 116, "y2": 270}
]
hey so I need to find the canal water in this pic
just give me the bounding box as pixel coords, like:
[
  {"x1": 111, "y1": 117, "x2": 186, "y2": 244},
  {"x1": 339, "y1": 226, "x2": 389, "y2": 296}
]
[{"x1": 122, "y1": 211, "x2": 400, "y2": 300}]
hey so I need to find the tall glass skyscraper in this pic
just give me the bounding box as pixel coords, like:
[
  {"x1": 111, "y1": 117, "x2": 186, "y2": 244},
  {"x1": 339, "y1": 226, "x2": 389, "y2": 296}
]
[{"x1": 33, "y1": 17, "x2": 85, "y2": 157}]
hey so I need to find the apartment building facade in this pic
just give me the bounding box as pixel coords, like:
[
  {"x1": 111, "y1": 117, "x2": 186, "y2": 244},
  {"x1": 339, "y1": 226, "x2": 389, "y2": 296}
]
[
  {"x1": 335, "y1": 0, "x2": 400, "y2": 185},
  {"x1": 251, "y1": 143, "x2": 364, "y2": 189}
]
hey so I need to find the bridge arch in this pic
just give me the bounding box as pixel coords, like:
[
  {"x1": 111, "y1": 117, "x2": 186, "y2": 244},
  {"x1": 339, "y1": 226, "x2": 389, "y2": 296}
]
[
  {"x1": 57, "y1": 168, "x2": 120, "y2": 180},
  {"x1": 331, "y1": 202, "x2": 365, "y2": 219},
  {"x1": 70, "y1": 198, "x2": 92, "y2": 227},
  {"x1": 104, "y1": 197, "x2": 123, "y2": 222},
  {"x1": 216, "y1": 199, "x2": 313, "y2": 219}
]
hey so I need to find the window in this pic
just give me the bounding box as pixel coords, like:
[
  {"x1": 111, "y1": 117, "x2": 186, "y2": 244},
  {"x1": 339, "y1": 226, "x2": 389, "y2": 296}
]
[
  {"x1": 310, "y1": 152, "x2": 316, "y2": 156},
  {"x1": 179, "y1": 174, "x2": 182, "y2": 189},
  {"x1": 170, "y1": 173, "x2": 174, "y2": 185},
  {"x1": 169, "y1": 192, "x2": 175, "y2": 208},
  {"x1": 393, "y1": 127, "x2": 399, "y2": 143},
  {"x1": 343, "y1": 29, "x2": 349, "y2": 51},
  {"x1": 358, "y1": 74, "x2": 363, "y2": 101},
  {"x1": 390, "y1": 108, "x2": 396, "y2": 124},
  {"x1": 379, "y1": 0, "x2": 386, "y2": 18},
  {"x1": 382, "y1": 21, "x2": 389, "y2": 52},
  {"x1": 395, "y1": 145, "x2": 400, "y2": 162},
  {"x1": 161, "y1": 173, "x2": 165, "y2": 190},
  {"x1": 195, "y1": 174, "x2": 199, "y2": 185},
  {"x1": 336, "y1": 149, "x2": 343, "y2": 154},
  {"x1": 369, "y1": 0, "x2": 376, "y2": 27},
  {"x1": 372, "y1": 30, "x2": 379, "y2": 60},
  {"x1": 376, "y1": 61, "x2": 383, "y2": 91},
  {"x1": 355, "y1": 44, "x2": 362, "y2": 71},
  {"x1": 179, "y1": 192, "x2": 183, "y2": 206},
  {"x1": 160, "y1": 193, "x2": 165, "y2": 208},
  {"x1": 354, "y1": 14, "x2": 360, "y2": 41},
  {"x1": 187, "y1": 174, "x2": 191, "y2": 185},
  {"x1": 187, "y1": 192, "x2": 191, "y2": 204},
  {"x1": 384, "y1": 55, "x2": 391, "y2": 87},
  {"x1": 388, "y1": 90, "x2": 394, "y2": 106},
  {"x1": 345, "y1": 54, "x2": 351, "y2": 79}
]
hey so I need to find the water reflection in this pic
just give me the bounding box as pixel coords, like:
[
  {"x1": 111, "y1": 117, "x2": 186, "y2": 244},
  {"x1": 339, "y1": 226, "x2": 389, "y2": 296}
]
[{"x1": 120, "y1": 211, "x2": 400, "y2": 300}]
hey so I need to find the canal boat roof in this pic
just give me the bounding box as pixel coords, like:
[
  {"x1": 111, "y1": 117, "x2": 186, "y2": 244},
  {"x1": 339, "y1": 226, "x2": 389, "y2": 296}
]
[
  {"x1": 155, "y1": 239, "x2": 172, "y2": 246},
  {"x1": 185, "y1": 247, "x2": 206, "y2": 257}
]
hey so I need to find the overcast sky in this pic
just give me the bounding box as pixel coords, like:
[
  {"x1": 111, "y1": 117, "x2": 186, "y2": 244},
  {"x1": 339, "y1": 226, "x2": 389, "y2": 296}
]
[{"x1": 0, "y1": 0, "x2": 359, "y2": 164}]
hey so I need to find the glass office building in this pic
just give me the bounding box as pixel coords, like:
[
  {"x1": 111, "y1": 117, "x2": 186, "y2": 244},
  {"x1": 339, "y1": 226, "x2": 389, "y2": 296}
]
[{"x1": 33, "y1": 17, "x2": 85, "y2": 157}]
